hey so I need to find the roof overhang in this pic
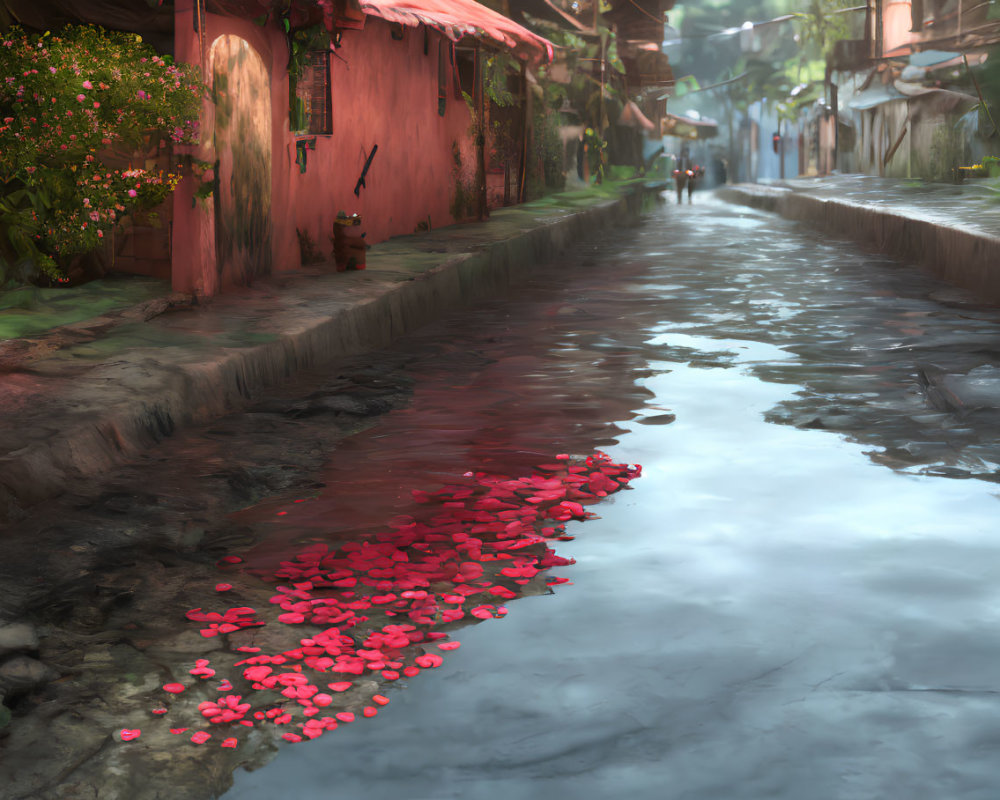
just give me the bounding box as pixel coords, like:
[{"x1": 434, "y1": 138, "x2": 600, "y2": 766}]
[{"x1": 360, "y1": 0, "x2": 554, "y2": 64}]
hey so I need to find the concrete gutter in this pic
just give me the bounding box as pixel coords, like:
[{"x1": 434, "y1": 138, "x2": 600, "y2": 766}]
[
  {"x1": 717, "y1": 183, "x2": 1000, "y2": 303},
  {"x1": 0, "y1": 186, "x2": 653, "y2": 522}
]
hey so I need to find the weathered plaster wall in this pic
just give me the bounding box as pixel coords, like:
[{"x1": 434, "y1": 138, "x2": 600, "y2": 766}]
[
  {"x1": 173, "y1": 1, "x2": 292, "y2": 296},
  {"x1": 286, "y1": 19, "x2": 478, "y2": 256},
  {"x1": 172, "y1": 5, "x2": 480, "y2": 296}
]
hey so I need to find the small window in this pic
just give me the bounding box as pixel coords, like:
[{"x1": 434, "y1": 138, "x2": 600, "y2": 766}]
[
  {"x1": 292, "y1": 50, "x2": 332, "y2": 135},
  {"x1": 455, "y1": 47, "x2": 476, "y2": 99}
]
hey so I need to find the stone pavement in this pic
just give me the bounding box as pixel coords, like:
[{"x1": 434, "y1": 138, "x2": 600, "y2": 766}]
[
  {"x1": 0, "y1": 184, "x2": 652, "y2": 523},
  {"x1": 718, "y1": 173, "x2": 1000, "y2": 305}
]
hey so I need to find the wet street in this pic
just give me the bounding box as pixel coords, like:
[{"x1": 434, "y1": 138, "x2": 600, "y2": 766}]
[{"x1": 6, "y1": 192, "x2": 1000, "y2": 799}]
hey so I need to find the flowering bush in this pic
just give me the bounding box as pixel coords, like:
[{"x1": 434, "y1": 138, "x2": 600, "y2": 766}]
[{"x1": 0, "y1": 24, "x2": 204, "y2": 284}]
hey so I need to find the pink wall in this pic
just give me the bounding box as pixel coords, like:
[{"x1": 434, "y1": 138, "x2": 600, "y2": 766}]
[
  {"x1": 172, "y1": 3, "x2": 479, "y2": 296},
  {"x1": 284, "y1": 19, "x2": 478, "y2": 254},
  {"x1": 881, "y1": 0, "x2": 914, "y2": 56}
]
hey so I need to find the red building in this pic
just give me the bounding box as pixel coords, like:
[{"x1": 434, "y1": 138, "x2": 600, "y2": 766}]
[
  {"x1": 172, "y1": 0, "x2": 553, "y2": 296},
  {"x1": 1, "y1": 0, "x2": 553, "y2": 296}
]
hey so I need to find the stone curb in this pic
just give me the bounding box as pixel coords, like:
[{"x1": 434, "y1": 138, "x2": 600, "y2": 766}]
[
  {"x1": 717, "y1": 184, "x2": 1000, "y2": 304},
  {"x1": 0, "y1": 190, "x2": 648, "y2": 522}
]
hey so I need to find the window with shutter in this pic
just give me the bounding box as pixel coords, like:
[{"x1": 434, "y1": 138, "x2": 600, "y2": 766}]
[{"x1": 292, "y1": 51, "x2": 332, "y2": 135}]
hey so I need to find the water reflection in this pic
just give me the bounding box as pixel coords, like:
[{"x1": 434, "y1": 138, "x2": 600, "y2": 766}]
[
  {"x1": 150, "y1": 454, "x2": 640, "y2": 753},
  {"x1": 223, "y1": 195, "x2": 1000, "y2": 798},
  {"x1": 6, "y1": 192, "x2": 1000, "y2": 798}
]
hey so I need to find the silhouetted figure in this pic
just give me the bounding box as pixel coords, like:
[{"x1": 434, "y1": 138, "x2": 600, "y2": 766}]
[{"x1": 672, "y1": 147, "x2": 704, "y2": 204}]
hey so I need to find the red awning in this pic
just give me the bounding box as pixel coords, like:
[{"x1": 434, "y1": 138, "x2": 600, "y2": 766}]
[{"x1": 360, "y1": 0, "x2": 555, "y2": 64}]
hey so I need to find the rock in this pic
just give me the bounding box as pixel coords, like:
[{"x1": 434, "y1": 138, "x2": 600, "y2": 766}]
[
  {"x1": 0, "y1": 622, "x2": 39, "y2": 656},
  {"x1": 639, "y1": 413, "x2": 676, "y2": 425},
  {"x1": 919, "y1": 363, "x2": 1000, "y2": 413},
  {"x1": 0, "y1": 655, "x2": 57, "y2": 693}
]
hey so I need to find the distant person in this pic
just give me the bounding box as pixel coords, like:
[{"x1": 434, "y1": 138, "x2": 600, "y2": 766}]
[
  {"x1": 711, "y1": 155, "x2": 728, "y2": 186},
  {"x1": 673, "y1": 146, "x2": 704, "y2": 204}
]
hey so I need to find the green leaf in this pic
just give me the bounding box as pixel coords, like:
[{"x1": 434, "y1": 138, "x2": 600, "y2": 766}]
[
  {"x1": 672, "y1": 75, "x2": 700, "y2": 98},
  {"x1": 4, "y1": 189, "x2": 27, "y2": 206}
]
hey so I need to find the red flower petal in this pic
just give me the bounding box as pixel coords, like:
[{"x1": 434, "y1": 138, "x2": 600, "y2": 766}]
[
  {"x1": 163, "y1": 683, "x2": 186, "y2": 694},
  {"x1": 282, "y1": 733, "x2": 303, "y2": 742},
  {"x1": 190, "y1": 731, "x2": 211, "y2": 744},
  {"x1": 372, "y1": 694, "x2": 390, "y2": 706},
  {"x1": 151, "y1": 708, "x2": 168, "y2": 715},
  {"x1": 243, "y1": 666, "x2": 272, "y2": 682},
  {"x1": 119, "y1": 729, "x2": 141, "y2": 741},
  {"x1": 335, "y1": 711, "x2": 355, "y2": 723},
  {"x1": 170, "y1": 728, "x2": 189, "y2": 734},
  {"x1": 215, "y1": 583, "x2": 233, "y2": 592},
  {"x1": 327, "y1": 681, "x2": 353, "y2": 692},
  {"x1": 362, "y1": 706, "x2": 377, "y2": 717},
  {"x1": 437, "y1": 641, "x2": 461, "y2": 651},
  {"x1": 221, "y1": 738, "x2": 238, "y2": 748}
]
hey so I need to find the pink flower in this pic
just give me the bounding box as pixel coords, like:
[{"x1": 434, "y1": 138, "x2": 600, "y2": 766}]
[
  {"x1": 82, "y1": 80, "x2": 92, "y2": 89},
  {"x1": 128, "y1": 189, "x2": 137, "y2": 197},
  {"x1": 76, "y1": 93, "x2": 85, "y2": 102},
  {"x1": 93, "y1": 102, "x2": 100, "y2": 109}
]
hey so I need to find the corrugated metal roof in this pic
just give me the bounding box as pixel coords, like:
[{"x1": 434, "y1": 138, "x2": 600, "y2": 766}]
[{"x1": 846, "y1": 84, "x2": 906, "y2": 110}]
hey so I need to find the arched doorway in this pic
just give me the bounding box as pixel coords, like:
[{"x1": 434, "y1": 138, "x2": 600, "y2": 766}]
[{"x1": 210, "y1": 35, "x2": 272, "y2": 286}]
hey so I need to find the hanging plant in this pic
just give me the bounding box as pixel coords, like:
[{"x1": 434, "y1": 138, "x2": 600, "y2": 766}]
[{"x1": 483, "y1": 51, "x2": 517, "y2": 108}]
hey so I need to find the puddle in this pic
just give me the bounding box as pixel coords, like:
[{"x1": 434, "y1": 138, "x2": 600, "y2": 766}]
[{"x1": 4, "y1": 194, "x2": 1000, "y2": 798}]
